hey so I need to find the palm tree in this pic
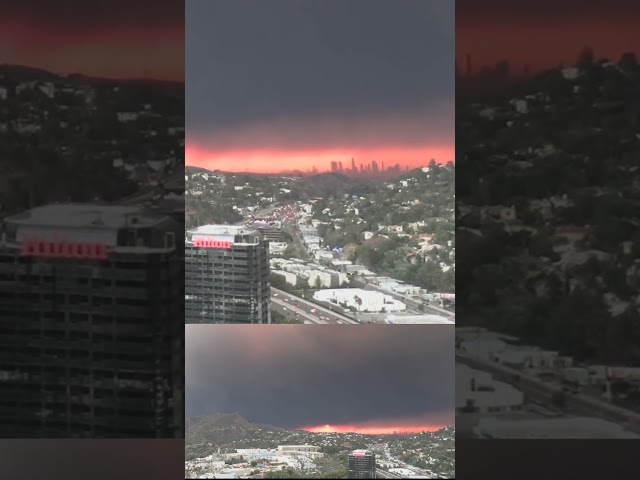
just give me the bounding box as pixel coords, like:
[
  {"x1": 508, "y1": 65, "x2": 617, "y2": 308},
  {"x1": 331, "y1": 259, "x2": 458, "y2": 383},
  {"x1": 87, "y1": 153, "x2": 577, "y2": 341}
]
[{"x1": 353, "y1": 296, "x2": 363, "y2": 309}]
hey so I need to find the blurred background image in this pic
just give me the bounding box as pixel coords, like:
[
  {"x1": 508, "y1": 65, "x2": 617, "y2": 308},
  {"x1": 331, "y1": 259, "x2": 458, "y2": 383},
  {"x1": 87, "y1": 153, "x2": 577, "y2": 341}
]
[
  {"x1": 456, "y1": 0, "x2": 640, "y2": 441},
  {"x1": 0, "y1": 0, "x2": 185, "y2": 438}
]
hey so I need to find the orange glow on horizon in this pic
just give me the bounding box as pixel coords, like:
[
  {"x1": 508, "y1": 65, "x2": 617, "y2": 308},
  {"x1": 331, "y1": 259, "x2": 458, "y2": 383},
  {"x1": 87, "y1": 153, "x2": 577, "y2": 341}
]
[
  {"x1": 186, "y1": 145, "x2": 455, "y2": 174},
  {"x1": 0, "y1": 22, "x2": 184, "y2": 81},
  {"x1": 300, "y1": 423, "x2": 447, "y2": 435},
  {"x1": 457, "y1": 21, "x2": 639, "y2": 73}
]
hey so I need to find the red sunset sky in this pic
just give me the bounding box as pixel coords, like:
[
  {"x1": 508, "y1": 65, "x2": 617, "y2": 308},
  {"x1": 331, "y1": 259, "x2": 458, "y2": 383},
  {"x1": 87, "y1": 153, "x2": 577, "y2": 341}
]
[
  {"x1": 456, "y1": 1, "x2": 640, "y2": 74},
  {"x1": 186, "y1": 145, "x2": 455, "y2": 174},
  {"x1": 457, "y1": 22, "x2": 639, "y2": 75},
  {"x1": 0, "y1": 3, "x2": 184, "y2": 81}
]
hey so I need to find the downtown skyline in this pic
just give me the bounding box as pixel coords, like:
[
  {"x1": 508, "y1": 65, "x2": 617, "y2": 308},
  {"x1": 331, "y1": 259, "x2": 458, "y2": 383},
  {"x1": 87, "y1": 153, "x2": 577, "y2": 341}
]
[{"x1": 186, "y1": 0, "x2": 454, "y2": 174}]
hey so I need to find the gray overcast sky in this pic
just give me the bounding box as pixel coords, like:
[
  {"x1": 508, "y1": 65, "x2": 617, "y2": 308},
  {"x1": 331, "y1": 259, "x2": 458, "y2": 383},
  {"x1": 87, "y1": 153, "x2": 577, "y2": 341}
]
[
  {"x1": 186, "y1": 325, "x2": 454, "y2": 429},
  {"x1": 186, "y1": 0, "x2": 454, "y2": 151}
]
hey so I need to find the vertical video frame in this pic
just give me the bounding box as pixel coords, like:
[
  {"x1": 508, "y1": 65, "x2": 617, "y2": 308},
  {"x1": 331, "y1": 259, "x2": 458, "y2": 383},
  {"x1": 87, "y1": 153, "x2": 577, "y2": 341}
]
[{"x1": 185, "y1": 0, "x2": 455, "y2": 479}]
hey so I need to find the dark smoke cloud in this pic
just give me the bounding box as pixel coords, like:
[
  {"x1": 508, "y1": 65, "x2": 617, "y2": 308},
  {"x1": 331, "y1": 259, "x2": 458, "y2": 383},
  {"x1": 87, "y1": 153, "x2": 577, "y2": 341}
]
[
  {"x1": 186, "y1": 0, "x2": 453, "y2": 150},
  {"x1": 186, "y1": 325, "x2": 454, "y2": 429}
]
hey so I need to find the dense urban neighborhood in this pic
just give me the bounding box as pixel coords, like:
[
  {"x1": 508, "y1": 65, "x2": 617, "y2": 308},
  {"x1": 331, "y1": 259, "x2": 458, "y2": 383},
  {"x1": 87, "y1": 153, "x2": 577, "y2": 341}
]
[
  {"x1": 185, "y1": 163, "x2": 455, "y2": 324},
  {"x1": 0, "y1": 64, "x2": 184, "y2": 212}
]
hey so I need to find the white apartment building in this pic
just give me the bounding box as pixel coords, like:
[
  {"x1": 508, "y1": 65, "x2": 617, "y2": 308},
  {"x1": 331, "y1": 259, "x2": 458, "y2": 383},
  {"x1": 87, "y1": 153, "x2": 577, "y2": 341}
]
[
  {"x1": 456, "y1": 364, "x2": 524, "y2": 415},
  {"x1": 307, "y1": 270, "x2": 332, "y2": 288},
  {"x1": 272, "y1": 270, "x2": 297, "y2": 287}
]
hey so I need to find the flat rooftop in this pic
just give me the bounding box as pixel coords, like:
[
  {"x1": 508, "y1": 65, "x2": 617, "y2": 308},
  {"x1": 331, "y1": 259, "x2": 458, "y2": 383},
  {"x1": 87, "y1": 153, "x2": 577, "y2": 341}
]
[
  {"x1": 187, "y1": 224, "x2": 258, "y2": 236},
  {"x1": 350, "y1": 449, "x2": 373, "y2": 455},
  {"x1": 4, "y1": 203, "x2": 165, "y2": 229}
]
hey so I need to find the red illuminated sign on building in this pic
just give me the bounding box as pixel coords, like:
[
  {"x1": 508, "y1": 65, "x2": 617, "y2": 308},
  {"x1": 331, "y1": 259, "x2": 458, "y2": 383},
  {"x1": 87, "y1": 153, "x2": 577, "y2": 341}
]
[
  {"x1": 21, "y1": 237, "x2": 110, "y2": 260},
  {"x1": 194, "y1": 238, "x2": 232, "y2": 249},
  {"x1": 352, "y1": 453, "x2": 365, "y2": 457}
]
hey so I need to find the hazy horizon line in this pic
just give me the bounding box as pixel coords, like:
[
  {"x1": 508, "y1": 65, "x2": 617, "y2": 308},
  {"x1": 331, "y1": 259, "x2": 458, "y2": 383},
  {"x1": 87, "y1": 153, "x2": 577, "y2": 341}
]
[{"x1": 0, "y1": 62, "x2": 185, "y2": 84}]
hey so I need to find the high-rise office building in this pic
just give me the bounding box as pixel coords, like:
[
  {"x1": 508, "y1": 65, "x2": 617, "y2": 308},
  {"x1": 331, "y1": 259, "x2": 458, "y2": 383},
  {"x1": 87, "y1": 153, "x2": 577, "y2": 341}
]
[
  {"x1": 348, "y1": 450, "x2": 376, "y2": 479},
  {"x1": 185, "y1": 225, "x2": 270, "y2": 324},
  {"x1": 0, "y1": 204, "x2": 184, "y2": 438},
  {"x1": 250, "y1": 222, "x2": 283, "y2": 243}
]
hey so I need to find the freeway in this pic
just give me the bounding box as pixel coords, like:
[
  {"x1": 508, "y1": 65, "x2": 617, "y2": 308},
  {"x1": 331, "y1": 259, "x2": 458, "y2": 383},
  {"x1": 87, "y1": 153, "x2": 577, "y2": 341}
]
[
  {"x1": 271, "y1": 287, "x2": 359, "y2": 324},
  {"x1": 456, "y1": 351, "x2": 640, "y2": 434},
  {"x1": 271, "y1": 297, "x2": 328, "y2": 324},
  {"x1": 376, "y1": 469, "x2": 402, "y2": 479}
]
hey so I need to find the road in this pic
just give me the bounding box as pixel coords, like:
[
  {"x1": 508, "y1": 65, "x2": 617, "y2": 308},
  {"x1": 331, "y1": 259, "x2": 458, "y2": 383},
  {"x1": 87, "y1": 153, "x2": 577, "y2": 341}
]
[
  {"x1": 456, "y1": 351, "x2": 640, "y2": 434},
  {"x1": 283, "y1": 219, "x2": 309, "y2": 260},
  {"x1": 236, "y1": 205, "x2": 280, "y2": 225},
  {"x1": 271, "y1": 287, "x2": 359, "y2": 324}
]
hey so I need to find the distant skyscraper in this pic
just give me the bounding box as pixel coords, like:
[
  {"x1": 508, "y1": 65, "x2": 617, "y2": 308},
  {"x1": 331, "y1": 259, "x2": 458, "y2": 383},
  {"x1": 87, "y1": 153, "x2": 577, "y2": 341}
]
[
  {"x1": 381, "y1": 161, "x2": 385, "y2": 172},
  {"x1": 359, "y1": 164, "x2": 364, "y2": 173},
  {"x1": 351, "y1": 157, "x2": 356, "y2": 172},
  {"x1": 338, "y1": 161, "x2": 343, "y2": 172},
  {"x1": 185, "y1": 225, "x2": 270, "y2": 324},
  {"x1": 372, "y1": 161, "x2": 378, "y2": 173},
  {"x1": 330, "y1": 161, "x2": 338, "y2": 173},
  {"x1": 348, "y1": 450, "x2": 375, "y2": 479}
]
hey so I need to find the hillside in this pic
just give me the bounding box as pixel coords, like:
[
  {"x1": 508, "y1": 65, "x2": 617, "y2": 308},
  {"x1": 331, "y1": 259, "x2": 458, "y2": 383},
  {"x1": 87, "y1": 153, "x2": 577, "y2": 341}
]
[
  {"x1": 0, "y1": 64, "x2": 184, "y2": 211},
  {"x1": 186, "y1": 413, "x2": 285, "y2": 446}
]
